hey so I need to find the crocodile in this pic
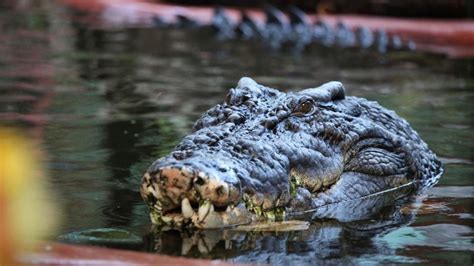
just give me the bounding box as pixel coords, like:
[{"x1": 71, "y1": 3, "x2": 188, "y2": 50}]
[
  {"x1": 154, "y1": 5, "x2": 415, "y2": 53},
  {"x1": 57, "y1": 0, "x2": 474, "y2": 57},
  {"x1": 140, "y1": 77, "x2": 442, "y2": 229}
]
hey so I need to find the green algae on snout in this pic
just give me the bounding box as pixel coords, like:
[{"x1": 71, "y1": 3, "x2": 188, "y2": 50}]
[
  {"x1": 242, "y1": 194, "x2": 286, "y2": 221},
  {"x1": 263, "y1": 207, "x2": 286, "y2": 221},
  {"x1": 242, "y1": 194, "x2": 263, "y2": 217},
  {"x1": 289, "y1": 173, "x2": 304, "y2": 197},
  {"x1": 233, "y1": 220, "x2": 309, "y2": 232},
  {"x1": 149, "y1": 208, "x2": 164, "y2": 226}
]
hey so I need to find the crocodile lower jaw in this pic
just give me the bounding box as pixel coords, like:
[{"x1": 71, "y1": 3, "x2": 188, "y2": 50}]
[{"x1": 150, "y1": 199, "x2": 255, "y2": 229}]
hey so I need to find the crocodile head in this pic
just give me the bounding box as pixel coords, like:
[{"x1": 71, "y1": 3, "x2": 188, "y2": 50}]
[{"x1": 141, "y1": 77, "x2": 442, "y2": 228}]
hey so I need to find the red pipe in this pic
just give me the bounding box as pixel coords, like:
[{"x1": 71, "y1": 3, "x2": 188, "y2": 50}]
[
  {"x1": 20, "y1": 242, "x2": 238, "y2": 266},
  {"x1": 57, "y1": 0, "x2": 474, "y2": 58}
]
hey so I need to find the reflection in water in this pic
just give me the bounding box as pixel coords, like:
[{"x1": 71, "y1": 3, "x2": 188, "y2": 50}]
[
  {"x1": 0, "y1": 1, "x2": 473, "y2": 264},
  {"x1": 58, "y1": 228, "x2": 142, "y2": 249},
  {"x1": 380, "y1": 223, "x2": 474, "y2": 251},
  {"x1": 148, "y1": 197, "x2": 418, "y2": 264}
]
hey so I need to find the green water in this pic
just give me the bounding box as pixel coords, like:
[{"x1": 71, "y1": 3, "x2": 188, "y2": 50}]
[{"x1": 0, "y1": 2, "x2": 472, "y2": 264}]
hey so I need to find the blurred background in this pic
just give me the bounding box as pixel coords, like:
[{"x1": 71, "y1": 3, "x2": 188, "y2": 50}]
[
  {"x1": 0, "y1": 0, "x2": 472, "y2": 264},
  {"x1": 169, "y1": 0, "x2": 471, "y2": 17}
]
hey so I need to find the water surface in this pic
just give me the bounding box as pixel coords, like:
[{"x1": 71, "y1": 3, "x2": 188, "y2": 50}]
[{"x1": 0, "y1": 2, "x2": 473, "y2": 264}]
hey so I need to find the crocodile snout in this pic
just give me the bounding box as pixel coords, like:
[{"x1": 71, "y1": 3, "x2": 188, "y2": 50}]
[{"x1": 140, "y1": 160, "x2": 248, "y2": 228}]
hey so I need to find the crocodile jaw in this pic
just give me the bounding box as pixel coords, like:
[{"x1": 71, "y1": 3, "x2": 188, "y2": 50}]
[{"x1": 141, "y1": 168, "x2": 255, "y2": 229}]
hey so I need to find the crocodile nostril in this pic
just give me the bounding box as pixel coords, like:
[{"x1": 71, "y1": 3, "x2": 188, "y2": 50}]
[
  {"x1": 159, "y1": 174, "x2": 168, "y2": 183},
  {"x1": 195, "y1": 176, "x2": 206, "y2": 186},
  {"x1": 215, "y1": 185, "x2": 225, "y2": 196}
]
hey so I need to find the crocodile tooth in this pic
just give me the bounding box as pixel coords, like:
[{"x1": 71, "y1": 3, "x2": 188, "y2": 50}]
[
  {"x1": 198, "y1": 200, "x2": 212, "y2": 222},
  {"x1": 143, "y1": 172, "x2": 151, "y2": 182},
  {"x1": 197, "y1": 238, "x2": 209, "y2": 254},
  {"x1": 225, "y1": 240, "x2": 232, "y2": 250},
  {"x1": 181, "y1": 238, "x2": 194, "y2": 255},
  {"x1": 225, "y1": 205, "x2": 232, "y2": 213},
  {"x1": 198, "y1": 171, "x2": 207, "y2": 179},
  {"x1": 161, "y1": 215, "x2": 172, "y2": 223},
  {"x1": 181, "y1": 198, "x2": 194, "y2": 219}
]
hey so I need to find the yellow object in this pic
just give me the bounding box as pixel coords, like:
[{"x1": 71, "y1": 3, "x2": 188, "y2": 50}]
[{"x1": 0, "y1": 127, "x2": 59, "y2": 264}]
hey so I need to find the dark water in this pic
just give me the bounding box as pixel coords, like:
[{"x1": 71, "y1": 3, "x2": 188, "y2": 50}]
[{"x1": 1, "y1": 2, "x2": 473, "y2": 264}]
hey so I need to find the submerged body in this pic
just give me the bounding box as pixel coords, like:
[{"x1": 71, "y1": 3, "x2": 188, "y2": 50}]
[{"x1": 141, "y1": 78, "x2": 442, "y2": 228}]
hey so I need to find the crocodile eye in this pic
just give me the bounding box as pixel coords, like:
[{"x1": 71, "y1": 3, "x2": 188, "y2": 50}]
[
  {"x1": 294, "y1": 100, "x2": 315, "y2": 116},
  {"x1": 241, "y1": 94, "x2": 250, "y2": 102}
]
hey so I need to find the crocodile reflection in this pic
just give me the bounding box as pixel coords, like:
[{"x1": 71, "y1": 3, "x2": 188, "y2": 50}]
[{"x1": 146, "y1": 192, "x2": 420, "y2": 263}]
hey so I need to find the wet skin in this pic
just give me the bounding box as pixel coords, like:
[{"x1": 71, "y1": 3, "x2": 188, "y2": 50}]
[{"x1": 141, "y1": 77, "x2": 442, "y2": 228}]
